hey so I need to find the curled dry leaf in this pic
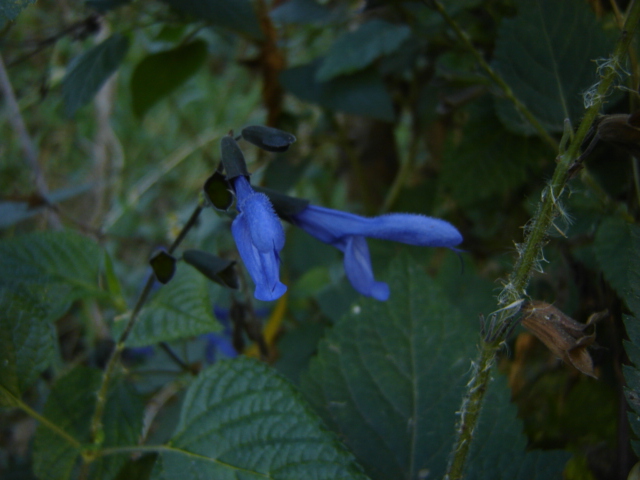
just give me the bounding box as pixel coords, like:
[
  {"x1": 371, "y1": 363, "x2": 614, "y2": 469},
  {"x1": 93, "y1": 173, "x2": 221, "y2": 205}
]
[{"x1": 521, "y1": 301, "x2": 607, "y2": 378}]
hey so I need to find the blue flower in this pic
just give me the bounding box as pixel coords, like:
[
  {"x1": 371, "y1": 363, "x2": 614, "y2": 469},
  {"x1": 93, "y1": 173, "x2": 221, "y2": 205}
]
[
  {"x1": 231, "y1": 176, "x2": 287, "y2": 301},
  {"x1": 290, "y1": 205, "x2": 463, "y2": 301}
]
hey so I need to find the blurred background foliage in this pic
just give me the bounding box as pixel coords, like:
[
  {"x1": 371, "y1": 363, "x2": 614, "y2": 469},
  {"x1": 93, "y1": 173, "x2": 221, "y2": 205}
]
[{"x1": 1, "y1": 0, "x2": 639, "y2": 479}]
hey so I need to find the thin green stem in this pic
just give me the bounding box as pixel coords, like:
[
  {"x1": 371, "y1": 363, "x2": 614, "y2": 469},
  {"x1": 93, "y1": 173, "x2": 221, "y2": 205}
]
[
  {"x1": 381, "y1": 128, "x2": 420, "y2": 214},
  {"x1": 0, "y1": 385, "x2": 82, "y2": 448},
  {"x1": 89, "y1": 204, "x2": 204, "y2": 449},
  {"x1": 427, "y1": 0, "x2": 558, "y2": 151},
  {"x1": 443, "y1": 2, "x2": 640, "y2": 479}
]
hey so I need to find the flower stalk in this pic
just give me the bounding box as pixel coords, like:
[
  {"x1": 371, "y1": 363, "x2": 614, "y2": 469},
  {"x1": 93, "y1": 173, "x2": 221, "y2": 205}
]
[{"x1": 442, "y1": 1, "x2": 640, "y2": 478}]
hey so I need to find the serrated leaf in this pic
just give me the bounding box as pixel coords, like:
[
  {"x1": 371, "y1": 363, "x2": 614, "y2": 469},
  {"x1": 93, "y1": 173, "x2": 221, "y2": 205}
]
[
  {"x1": 301, "y1": 256, "x2": 477, "y2": 480},
  {"x1": 124, "y1": 265, "x2": 220, "y2": 346},
  {"x1": 281, "y1": 61, "x2": 395, "y2": 122},
  {"x1": 33, "y1": 367, "x2": 144, "y2": 480},
  {"x1": 0, "y1": 230, "x2": 106, "y2": 313},
  {"x1": 130, "y1": 40, "x2": 207, "y2": 119},
  {"x1": 594, "y1": 217, "x2": 640, "y2": 315},
  {"x1": 0, "y1": 288, "x2": 55, "y2": 405},
  {"x1": 62, "y1": 34, "x2": 129, "y2": 116},
  {"x1": 492, "y1": 0, "x2": 613, "y2": 135},
  {"x1": 151, "y1": 357, "x2": 370, "y2": 480},
  {"x1": 301, "y1": 256, "x2": 567, "y2": 480},
  {"x1": 441, "y1": 97, "x2": 547, "y2": 206},
  {"x1": 465, "y1": 373, "x2": 570, "y2": 479},
  {"x1": 0, "y1": 0, "x2": 35, "y2": 22},
  {"x1": 317, "y1": 19, "x2": 411, "y2": 81},
  {"x1": 161, "y1": 0, "x2": 262, "y2": 40}
]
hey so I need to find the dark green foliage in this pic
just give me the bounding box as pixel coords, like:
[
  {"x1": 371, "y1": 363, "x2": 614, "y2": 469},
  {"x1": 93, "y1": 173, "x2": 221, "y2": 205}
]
[
  {"x1": 149, "y1": 250, "x2": 177, "y2": 284},
  {"x1": 183, "y1": 249, "x2": 238, "y2": 289},
  {"x1": 151, "y1": 357, "x2": 370, "y2": 480},
  {"x1": 492, "y1": 0, "x2": 614, "y2": 134},
  {"x1": 130, "y1": 40, "x2": 207, "y2": 118},
  {"x1": 62, "y1": 34, "x2": 130, "y2": 116},
  {"x1": 0, "y1": 0, "x2": 35, "y2": 23}
]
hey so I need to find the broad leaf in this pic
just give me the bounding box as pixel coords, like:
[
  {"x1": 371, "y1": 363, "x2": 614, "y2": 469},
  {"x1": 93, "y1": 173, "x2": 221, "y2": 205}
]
[
  {"x1": 0, "y1": 230, "x2": 107, "y2": 313},
  {"x1": 62, "y1": 34, "x2": 130, "y2": 116},
  {"x1": 492, "y1": 0, "x2": 613, "y2": 135},
  {"x1": 465, "y1": 374, "x2": 570, "y2": 479},
  {"x1": 316, "y1": 19, "x2": 411, "y2": 81},
  {"x1": 594, "y1": 217, "x2": 640, "y2": 315},
  {"x1": 281, "y1": 61, "x2": 395, "y2": 122},
  {"x1": 124, "y1": 265, "x2": 220, "y2": 346},
  {"x1": 270, "y1": 0, "x2": 334, "y2": 25},
  {"x1": 0, "y1": 0, "x2": 35, "y2": 22},
  {"x1": 130, "y1": 40, "x2": 207, "y2": 118},
  {"x1": 151, "y1": 357, "x2": 370, "y2": 480},
  {"x1": 441, "y1": 97, "x2": 547, "y2": 206},
  {"x1": 301, "y1": 256, "x2": 567, "y2": 480},
  {"x1": 301, "y1": 257, "x2": 477, "y2": 480},
  {"x1": 33, "y1": 367, "x2": 144, "y2": 480},
  {"x1": 161, "y1": 0, "x2": 262, "y2": 40}
]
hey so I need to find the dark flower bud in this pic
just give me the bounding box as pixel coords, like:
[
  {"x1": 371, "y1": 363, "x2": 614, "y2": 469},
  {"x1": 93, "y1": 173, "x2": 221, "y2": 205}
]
[
  {"x1": 183, "y1": 250, "x2": 239, "y2": 289},
  {"x1": 220, "y1": 135, "x2": 249, "y2": 179},
  {"x1": 241, "y1": 125, "x2": 296, "y2": 152},
  {"x1": 203, "y1": 171, "x2": 233, "y2": 211},
  {"x1": 149, "y1": 249, "x2": 176, "y2": 284}
]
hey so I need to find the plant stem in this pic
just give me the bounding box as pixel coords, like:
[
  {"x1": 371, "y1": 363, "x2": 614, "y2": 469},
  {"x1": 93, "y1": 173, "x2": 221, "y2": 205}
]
[
  {"x1": 381, "y1": 127, "x2": 420, "y2": 214},
  {"x1": 427, "y1": 0, "x2": 558, "y2": 152},
  {"x1": 443, "y1": 1, "x2": 640, "y2": 478},
  {"x1": 89, "y1": 204, "x2": 204, "y2": 448}
]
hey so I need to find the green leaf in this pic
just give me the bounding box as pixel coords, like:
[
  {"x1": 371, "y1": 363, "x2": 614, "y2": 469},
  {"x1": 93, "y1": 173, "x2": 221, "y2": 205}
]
[
  {"x1": 0, "y1": 230, "x2": 106, "y2": 312},
  {"x1": 124, "y1": 265, "x2": 220, "y2": 346},
  {"x1": 130, "y1": 40, "x2": 207, "y2": 119},
  {"x1": 161, "y1": 0, "x2": 262, "y2": 40},
  {"x1": 441, "y1": 97, "x2": 547, "y2": 206},
  {"x1": 0, "y1": 288, "x2": 55, "y2": 405},
  {"x1": 33, "y1": 367, "x2": 144, "y2": 480},
  {"x1": 465, "y1": 373, "x2": 570, "y2": 479},
  {"x1": 0, "y1": 0, "x2": 35, "y2": 22},
  {"x1": 300, "y1": 256, "x2": 477, "y2": 480},
  {"x1": 33, "y1": 367, "x2": 98, "y2": 480},
  {"x1": 270, "y1": 0, "x2": 334, "y2": 25},
  {"x1": 280, "y1": 61, "x2": 395, "y2": 122},
  {"x1": 316, "y1": 19, "x2": 411, "y2": 81},
  {"x1": 62, "y1": 34, "x2": 130, "y2": 116},
  {"x1": 151, "y1": 357, "x2": 370, "y2": 480},
  {"x1": 301, "y1": 256, "x2": 568, "y2": 479},
  {"x1": 594, "y1": 217, "x2": 640, "y2": 315},
  {"x1": 492, "y1": 0, "x2": 614, "y2": 135}
]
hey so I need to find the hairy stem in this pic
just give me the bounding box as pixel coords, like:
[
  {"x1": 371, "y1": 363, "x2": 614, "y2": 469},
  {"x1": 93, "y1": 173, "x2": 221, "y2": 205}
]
[
  {"x1": 443, "y1": 1, "x2": 640, "y2": 478},
  {"x1": 89, "y1": 204, "x2": 204, "y2": 448}
]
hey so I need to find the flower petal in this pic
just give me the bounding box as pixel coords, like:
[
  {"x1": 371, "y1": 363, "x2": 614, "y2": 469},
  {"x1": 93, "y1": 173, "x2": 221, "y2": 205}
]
[
  {"x1": 293, "y1": 205, "x2": 462, "y2": 248},
  {"x1": 341, "y1": 236, "x2": 389, "y2": 301},
  {"x1": 232, "y1": 213, "x2": 287, "y2": 301}
]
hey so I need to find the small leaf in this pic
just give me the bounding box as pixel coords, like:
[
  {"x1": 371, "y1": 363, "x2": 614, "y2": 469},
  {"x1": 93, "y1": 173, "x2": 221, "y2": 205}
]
[
  {"x1": 492, "y1": 0, "x2": 614, "y2": 134},
  {"x1": 62, "y1": 34, "x2": 130, "y2": 116},
  {"x1": 203, "y1": 171, "x2": 233, "y2": 211},
  {"x1": 316, "y1": 19, "x2": 411, "y2": 81},
  {"x1": 0, "y1": 0, "x2": 35, "y2": 23},
  {"x1": 124, "y1": 265, "x2": 220, "y2": 346},
  {"x1": 150, "y1": 357, "x2": 370, "y2": 480},
  {"x1": 280, "y1": 61, "x2": 395, "y2": 122},
  {"x1": 183, "y1": 249, "x2": 238, "y2": 289},
  {"x1": 130, "y1": 40, "x2": 207, "y2": 119},
  {"x1": 220, "y1": 136, "x2": 249, "y2": 179},
  {"x1": 149, "y1": 250, "x2": 177, "y2": 284},
  {"x1": 161, "y1": 0, "x2": 262, "y2": 40},
  {"x1": 241, "y1": 125, "x2": 297, "y2": 152}
]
